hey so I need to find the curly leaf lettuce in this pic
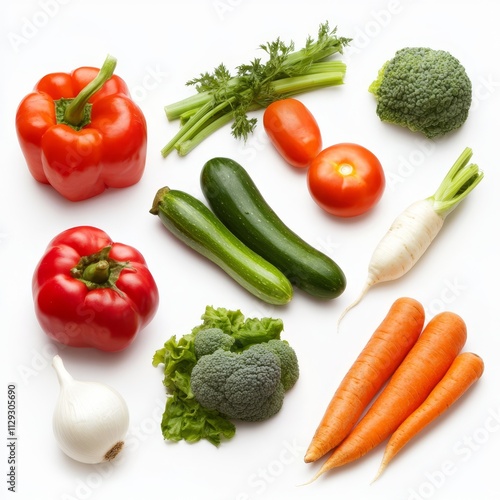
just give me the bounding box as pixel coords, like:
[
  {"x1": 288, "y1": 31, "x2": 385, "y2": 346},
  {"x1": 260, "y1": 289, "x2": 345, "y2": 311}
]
[
  {"x1": 153, "y1": 306, "x2": 284, "y2": 445},
  {"x1": 193, "y1": 305, "x2": 284, "y2": 349},
  {"x1": 153, "y1": 333, "x2": 236, "y2": 446}
]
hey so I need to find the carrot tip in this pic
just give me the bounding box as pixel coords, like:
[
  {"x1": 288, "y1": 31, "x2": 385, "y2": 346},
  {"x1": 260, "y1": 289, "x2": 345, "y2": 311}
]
[
  {"x1": 298, "y1": 470, "x2": 323, "y2": 487},
  {"x1": 371, "y1": 464, "x2": 386, "y2": 484},
  {"x1": 304, "y1": 447, "x2": 321, "y2": 463}
]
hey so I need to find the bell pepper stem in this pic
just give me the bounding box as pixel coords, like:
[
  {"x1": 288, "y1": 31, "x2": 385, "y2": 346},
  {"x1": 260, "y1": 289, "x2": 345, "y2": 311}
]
[
  {"x1": 64, "y1": 54, "x2": 117, "y2": 126},
  {"x1": 82, "y1": 260, "x2": 110, "y2": 284},
  {"x1": 70, "y1": 246, "x2": 133, "y2": 295}
]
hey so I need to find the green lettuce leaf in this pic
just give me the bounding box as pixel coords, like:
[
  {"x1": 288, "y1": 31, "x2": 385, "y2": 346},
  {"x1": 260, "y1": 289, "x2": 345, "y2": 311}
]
[
  {"x1": 153, "y1": 305, "x2": 284, "y2": 446},
  {"x1": 231, "y1": 316, "x2": 283, "y2": 349},
  {"x1": 192, "y1": 306, "x2": 284, "y2": 348},
  {"x1": 161, "y1": 393, "x2": 235, "y2": 446}
]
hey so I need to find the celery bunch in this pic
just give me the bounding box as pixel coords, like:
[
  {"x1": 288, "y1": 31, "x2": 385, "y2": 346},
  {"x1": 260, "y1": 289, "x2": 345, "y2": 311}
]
[{"x1": 161, "y1": 21, "x2": 350, "y2": 157}]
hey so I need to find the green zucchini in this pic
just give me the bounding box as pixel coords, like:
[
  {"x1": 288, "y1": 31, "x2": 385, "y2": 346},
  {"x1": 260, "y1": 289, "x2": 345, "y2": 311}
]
[
  {"x1": 150, "y1": 187, "x2": 293, "y2": 305},
  {"x1": 200, "y1": 157, "x2": 346, "y2": 299}
]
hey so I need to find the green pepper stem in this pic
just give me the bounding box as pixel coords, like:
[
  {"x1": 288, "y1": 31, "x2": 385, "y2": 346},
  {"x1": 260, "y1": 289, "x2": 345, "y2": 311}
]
[
  {"x1": 82, "y1": 260, "x2": 110, "y2": 284},
  {"x1": 70, "y1": 246, "x2": 132, "y2": 295},
  {"x1": 64, "y1": 54, "x2": 117, "y2": 126}
]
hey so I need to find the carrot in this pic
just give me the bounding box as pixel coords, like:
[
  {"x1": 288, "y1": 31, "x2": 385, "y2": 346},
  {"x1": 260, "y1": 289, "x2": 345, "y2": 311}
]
[
  {"x1": 374, "y1": 351, "x2": 484, "y2": 480},
  {"x1": 337, "y1": 148, "x2": 483, "y2": 328},
  {"x1": 304, "y1": 297, "x2": 425, "y2": 463},
  {"x1": 309, "y1": 311, "x2": 467, "y2": 482}
]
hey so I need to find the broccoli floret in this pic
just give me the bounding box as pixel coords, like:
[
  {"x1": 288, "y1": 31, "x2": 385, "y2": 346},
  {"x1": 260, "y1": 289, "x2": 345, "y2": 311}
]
[
  {"x1": 260, "y1": 340, "x2": 299, "y2": 391},
  {"x1": 194, "y1": 328, "x2": 235, "y2": 359},
  {"x1": 368, "y1": 47, "x2": 472, "y2": 138},
  {"x1": 190, "y1": 344, "x2": 285, "y2": 422},
  {"x1": 154, "y1": 306, "x2": 301, "y2": 445}
]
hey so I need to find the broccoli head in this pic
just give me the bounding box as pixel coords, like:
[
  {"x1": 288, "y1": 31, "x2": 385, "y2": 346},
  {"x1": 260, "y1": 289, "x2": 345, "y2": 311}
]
[
  {"x1": 154, "y1": 306, "x2": 301, "y2": 445},
  {"x1": 194, "y1": 328, "x2": 235, "y2": 359},
  {"x1": 190, "y1": 344, "x2": 285, "y2": 422},
  {"x1": 260, "y1": 339, "x2": 299, "y2": 391},
  {"x1": 368, "y1": 47, "x2": 472, "y2": 138}
]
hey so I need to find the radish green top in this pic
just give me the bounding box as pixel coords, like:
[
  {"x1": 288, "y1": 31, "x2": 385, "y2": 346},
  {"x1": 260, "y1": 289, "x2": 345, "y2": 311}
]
[{"x1": 427, "y1": 147, "x2": 483, "y2": 217}]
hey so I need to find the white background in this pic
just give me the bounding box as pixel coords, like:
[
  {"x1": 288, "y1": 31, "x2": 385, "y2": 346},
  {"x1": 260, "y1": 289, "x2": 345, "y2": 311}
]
[{"x1": 1, "y1": 1, "x2": 499, "y2": 499}]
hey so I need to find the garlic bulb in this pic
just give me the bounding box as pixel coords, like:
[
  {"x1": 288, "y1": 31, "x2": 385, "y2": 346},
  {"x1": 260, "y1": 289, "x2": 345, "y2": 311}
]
[{"x1": 52, "y1": 355, "x2": 130, "y2": 464}]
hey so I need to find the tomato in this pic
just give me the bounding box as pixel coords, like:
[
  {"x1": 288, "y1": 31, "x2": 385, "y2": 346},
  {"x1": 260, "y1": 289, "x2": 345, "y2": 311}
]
[
  {"x1": 307, "y1": 143, "x2": 385, "y2": 217},
  {"x1": 263, "y1": 98, "x2": 322, "y2": 168}
]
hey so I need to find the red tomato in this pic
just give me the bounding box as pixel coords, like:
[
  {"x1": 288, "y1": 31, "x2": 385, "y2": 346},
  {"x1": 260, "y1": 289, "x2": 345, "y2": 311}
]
[
  {"x1": 263, "y1": 98, "x2": 322, "y2": 168},
  {"x1": 307, "y1": 143, "x2": 385, "y2": 217}
]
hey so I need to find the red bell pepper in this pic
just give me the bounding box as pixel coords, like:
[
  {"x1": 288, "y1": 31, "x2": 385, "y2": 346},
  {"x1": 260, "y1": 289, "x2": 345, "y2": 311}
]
[
  {"x1": 16, "y1": 55, "x2": 147, "y2": 201},
  {"x1": 32, "y1": 226, "x2": 159, "y2": 352}
]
